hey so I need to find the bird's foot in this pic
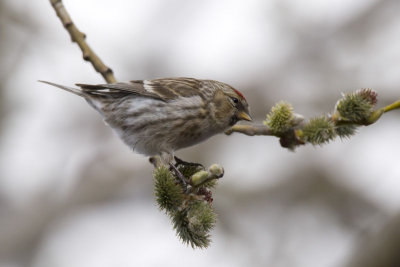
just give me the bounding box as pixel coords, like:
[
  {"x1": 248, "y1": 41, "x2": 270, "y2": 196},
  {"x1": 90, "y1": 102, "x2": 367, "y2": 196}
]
[
  {"x1": 169, "y1": 162, "x2": 189, "y2": 190},
  {"x1": 174, "y1": 156, "x2": 204, "y2": 169}
]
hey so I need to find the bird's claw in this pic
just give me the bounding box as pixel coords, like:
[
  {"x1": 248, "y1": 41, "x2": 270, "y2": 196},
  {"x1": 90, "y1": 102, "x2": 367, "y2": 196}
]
[
  {"x1": 174, "y1": 156, "x2": 204, "y2": 169},
  {"x1": 169, "y1": 162, "x2": 189, "y2": 190}
]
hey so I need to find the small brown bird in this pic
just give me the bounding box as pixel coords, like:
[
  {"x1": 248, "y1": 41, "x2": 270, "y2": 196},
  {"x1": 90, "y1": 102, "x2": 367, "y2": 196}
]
[{"x1": 40, "y1": 78, "x2": 251, "y2": 164}]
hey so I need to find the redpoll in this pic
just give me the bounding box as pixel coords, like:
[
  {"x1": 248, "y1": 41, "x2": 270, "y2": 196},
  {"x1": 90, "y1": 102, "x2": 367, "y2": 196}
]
[{"x1": 40, "y1": 78, "x2": 251, "y2": 164}]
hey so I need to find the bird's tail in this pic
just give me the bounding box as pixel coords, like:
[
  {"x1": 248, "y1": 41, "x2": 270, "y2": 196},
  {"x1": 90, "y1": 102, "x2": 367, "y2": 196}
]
[{"x1": 39, "y1": 80, "x2": 85, "y2": 97}]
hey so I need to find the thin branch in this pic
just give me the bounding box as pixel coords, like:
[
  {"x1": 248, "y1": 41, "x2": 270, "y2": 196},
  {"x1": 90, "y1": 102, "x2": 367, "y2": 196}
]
[
  {"x1": 384, "y1": 99, "x2": 400, "y2": 113},
  {"x1": 49, "y1": 0, "x2": 116, "y2": 83},
  {"x1": 225, "y1": 124, "x2": 274, "y2": 136},
  {"x1": 226, "y1": 98, "x2": 400, "y2": 139}
]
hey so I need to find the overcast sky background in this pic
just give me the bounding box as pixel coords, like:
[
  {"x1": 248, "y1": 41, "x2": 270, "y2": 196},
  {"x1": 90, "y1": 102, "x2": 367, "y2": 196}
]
[{"x1": 0, "y1": 0, "x2": 399, "y2": 266}]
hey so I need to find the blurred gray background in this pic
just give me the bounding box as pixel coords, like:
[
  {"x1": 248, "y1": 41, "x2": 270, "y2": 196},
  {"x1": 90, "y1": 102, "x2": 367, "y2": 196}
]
[{"x1": 1, "y1": 0, "x2": 400, "y2": 266}]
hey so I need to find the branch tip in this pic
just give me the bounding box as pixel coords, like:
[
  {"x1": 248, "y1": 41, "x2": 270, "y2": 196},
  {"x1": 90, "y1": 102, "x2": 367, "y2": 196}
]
[{"x1": 227, "y1": 89, "x2": 398, "y2": 150}]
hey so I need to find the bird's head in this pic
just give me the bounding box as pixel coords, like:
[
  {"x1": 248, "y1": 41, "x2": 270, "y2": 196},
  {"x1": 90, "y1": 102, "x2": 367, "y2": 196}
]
[{"x1": 212, "y1": 82, "x2": 252, "y2": 127}]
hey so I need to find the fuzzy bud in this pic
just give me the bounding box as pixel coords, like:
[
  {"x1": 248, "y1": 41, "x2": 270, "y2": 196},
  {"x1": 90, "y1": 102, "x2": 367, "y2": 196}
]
[
  {"x1": 190, "y1": 164, "x2": 224, "y2": 187},
  {"x1": 154, "y1": 166, "x2": 184, "y2": 212},
  {"x1": 334, "y1": 89, "x2": 378, "y2": 124},
  {"x1": 301, "y1": 116, "x2": 336, "y2": 145},
  {"x1": 208, "y1": 164, "x2": 224, "y2": 178},
  {"x1": 358, "y1": 88, "x2": 378, "y2": 106},
  {"x1": 264, "y1": 101, "x2": 295, "y2": 134},
  {"x1": 172, "y1": 200, "x2": 216, "y2": 248},
  {"x1": 190, "y1": 171, "x2": 209, "y2": 186}
]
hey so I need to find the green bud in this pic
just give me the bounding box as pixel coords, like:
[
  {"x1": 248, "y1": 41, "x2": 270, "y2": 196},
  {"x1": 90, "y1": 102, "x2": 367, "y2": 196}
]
[
  {"x1": 358, "y1": 88, "x2": 378, "y2": 106},
  {"x1": 335, "y1": 89, "x2": 377, "y2": 124},
  {"x1": 190, "y1": 164, "x2": 224, "y2": 187},
  {"x1": 302, "y1": 116, "x2": 336, "y2": 145},
  {"x1": 264, "y1": 101, "x2": 295, "y2": 134},
  {"x1": 172, "y1": 200, "x2": 216, "y2": 249},
  {"x1": 190, "y1": 171, "x2": 209, "y2": 186},
  {"x1": 187, "y1": 201, "x2": 216, "y2": 234},
  {"x1": 153, "y1": 166, "x2": 184, "y2": 212},
  {"x1": 208, "y1": 164, "x2": 224, "y2": 178}
]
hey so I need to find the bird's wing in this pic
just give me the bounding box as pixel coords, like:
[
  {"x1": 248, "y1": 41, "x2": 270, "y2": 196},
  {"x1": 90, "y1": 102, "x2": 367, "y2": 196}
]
[
  {"x1": 76, "y1": 78, "x2": 202, "y2": 101},
  {"x1": 76, "y1": 82, "x2": 166, "y2": 101},
  {"x1": 138, "y1": 78, "x2": 202, "y2": 100}
]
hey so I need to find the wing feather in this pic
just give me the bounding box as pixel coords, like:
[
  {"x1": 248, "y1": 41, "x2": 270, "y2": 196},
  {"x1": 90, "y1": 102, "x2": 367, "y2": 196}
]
[
  {"x1": 76, "y1": 82, "x2": 165, "y2": 100},
  {"x1": 75, "y1": 78, "x2": 203, "y2": 101},
  {"x1": 142, "y1": 78, "x2": 202, "y2": 99}
]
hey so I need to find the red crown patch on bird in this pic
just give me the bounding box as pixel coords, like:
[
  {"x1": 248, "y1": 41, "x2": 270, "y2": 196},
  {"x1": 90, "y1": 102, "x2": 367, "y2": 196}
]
[{"x1": 233, "y1": 88, "x2": 246, "y2": 100}]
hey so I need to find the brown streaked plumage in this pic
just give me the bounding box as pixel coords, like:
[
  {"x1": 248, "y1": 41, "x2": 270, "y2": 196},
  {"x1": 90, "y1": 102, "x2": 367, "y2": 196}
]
[{"x1": 40, "y1": 77, "x2": 251, "y2": 163}]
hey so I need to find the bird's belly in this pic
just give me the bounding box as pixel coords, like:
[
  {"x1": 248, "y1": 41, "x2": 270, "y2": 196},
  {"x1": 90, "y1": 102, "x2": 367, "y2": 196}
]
[
  {"x1": 101, "y1": 96, "x2": 225, "y2": 156},
  {"x1": 111, "y1": 115, "x2": 223, "y2": 156}
]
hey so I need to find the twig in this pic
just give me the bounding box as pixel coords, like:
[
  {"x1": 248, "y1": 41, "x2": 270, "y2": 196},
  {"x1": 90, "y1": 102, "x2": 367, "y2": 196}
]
[
  {"x1": 226, "y1": 98, "x2": 400, "y2": 138},
  {"x1": 225, "y1": 124, "x2": 274, "y2": 136},
  {"x1": 384, "y1": 100, "x2": 400, "y2": 113},
  {"x1": 49, "y1": 0, "x2": 116, "y2": 83}
]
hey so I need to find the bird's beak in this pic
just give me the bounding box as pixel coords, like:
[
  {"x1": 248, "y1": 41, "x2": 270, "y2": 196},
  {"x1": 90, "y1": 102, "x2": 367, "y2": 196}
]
[{"x1": 237, "y1": 111, "x2": 252, "y2": 121}]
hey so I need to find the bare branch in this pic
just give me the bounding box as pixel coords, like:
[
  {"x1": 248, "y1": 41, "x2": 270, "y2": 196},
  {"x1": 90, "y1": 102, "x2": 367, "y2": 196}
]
[
  {"x1": 225, "y1": 124, "x2": 274, "y2": 136},
  {"x1": 49, "y1": 0, "x2": 116, "y2": 83},
  {"x1": 384, "y1": 99, "x2": 400, "y2": 113}
]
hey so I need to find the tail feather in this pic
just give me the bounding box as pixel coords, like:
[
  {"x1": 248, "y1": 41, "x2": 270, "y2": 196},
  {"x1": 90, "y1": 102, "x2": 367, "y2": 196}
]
[{"x1": 38, "y1": 80, "x2": 84, "y2": 97}]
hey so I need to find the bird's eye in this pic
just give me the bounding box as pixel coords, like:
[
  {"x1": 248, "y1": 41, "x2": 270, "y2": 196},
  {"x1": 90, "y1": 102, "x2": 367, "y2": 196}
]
[{"x1": 232, "y1": 97, "x2": 239, "y2": 104}]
